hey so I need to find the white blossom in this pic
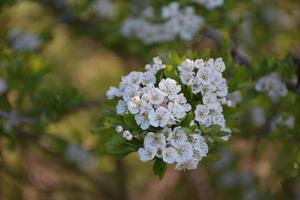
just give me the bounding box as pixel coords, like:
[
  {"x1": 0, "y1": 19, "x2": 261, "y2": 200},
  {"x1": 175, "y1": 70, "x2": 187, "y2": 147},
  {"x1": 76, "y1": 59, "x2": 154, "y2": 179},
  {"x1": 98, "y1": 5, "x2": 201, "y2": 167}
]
[
  {"x1": 175, "y1": 159, "x2": 198, "y2": 171},
  {"x1": 94, "y1": 0, "x2": 116, "y2": 18},
  {"x1": 115, "y1": 125, "x2": 123, "y2": 133},
  {"x1": 116, "y1": 100, "x2": 127, "y2": 115},
  {"x1": 135, "y1": 113, "x2": 150, "y2": 130},
  {"x1": 142, "y1": 71, "x2": 156, "y2": 85},
  {"x1": 211, "y1": 112, "x2": 226, "y2": 127},
  {"x1": 127, "y1": 96, "x2": 142, "y2": 114},
  {"x1": 194, "y1": 104, "x2": 210, "y2": 125},
  {"x1": 8, "y1": 28, "x2": 41, "y2": 52},
  {"x1": 148, "y1": 107, "x2": 172, "y2": 127},
  {"x1": 175, "y1": 142, "x2": 193, "y2": 162},
  {"x1": 214, "y1": 58, "x2": 226, "y2": 72},
  {"x1": 255, "y1": 72, "x2": 288, "y2": 102},
  {"x1": 148, "y1": 88, "x2": 166, "y2": 105},
  {"x1": 167, "y1": 127, "x2": 188, "y2": 147},
  {"x1": 144, "y1": 132, "x2": 166, "y2": 150},
  {"x1": 106, "y1": 86, "x2": 121, "y2": 99},
  {"x1": 170, "y1": 102, "x2": 189, "y2": 119},
  {"x1": 138, "y1": 146, "x2": 155, "y2": 162},
  {"x1": 162, "y1": 147, "x2": 178, "y2": 164},
  {"x1": 121, "y1": 2, "x2": 204, "y2": 44},
  {"x1": 122, "y1": 130, "x2": 133, "y2": 141},
  {"x1": 145, "y1": 57, "x2": 166, "y2": 74},
  {"x1": 159, "y1": 78, "x2": 181, "y2": 99},
  {"x1": 195, "y1": 0, "x2": 224, "y2": 10}
]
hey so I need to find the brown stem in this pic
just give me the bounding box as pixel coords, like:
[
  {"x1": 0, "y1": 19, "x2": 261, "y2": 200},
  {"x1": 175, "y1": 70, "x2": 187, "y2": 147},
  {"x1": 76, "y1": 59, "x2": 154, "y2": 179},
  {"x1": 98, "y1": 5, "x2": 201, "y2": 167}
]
[{"x1": 115, "y1": 160, "x2": 129, "y2": 200}]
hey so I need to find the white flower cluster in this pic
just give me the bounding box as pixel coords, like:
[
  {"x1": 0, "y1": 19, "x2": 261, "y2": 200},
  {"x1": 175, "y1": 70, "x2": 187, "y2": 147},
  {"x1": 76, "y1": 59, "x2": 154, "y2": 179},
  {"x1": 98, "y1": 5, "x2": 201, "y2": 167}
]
[
  {"x1": 121, "y1": 2, "x2": 204, "y2": 44},
  {"x1": 255, "y1": 72, "x2": 288, "y2": 102},
  {"x1": 94, "y1": 0, "x2": 116, "y2": 18},
  {"x1": 106, "y1": 56, "x2": 231, "y2": 171},
  {"x1": 8, "y1": 28, "x2": 41, "y2": 52},
  {"x1": 178, "y1": 58, "x2": 230, "y2": 132},
  {"x1": 270, "y1": 114, "x2": 295, "y2": 131},
  {"x1": 138, "y1": 127, "x2": 208, "y2": 170},
  {"x1": 195, "y1": 0, "x2": 224, "y2": 10},
  {"x1": 107, "y1": 57, "x2": 191, "y2": 130}
]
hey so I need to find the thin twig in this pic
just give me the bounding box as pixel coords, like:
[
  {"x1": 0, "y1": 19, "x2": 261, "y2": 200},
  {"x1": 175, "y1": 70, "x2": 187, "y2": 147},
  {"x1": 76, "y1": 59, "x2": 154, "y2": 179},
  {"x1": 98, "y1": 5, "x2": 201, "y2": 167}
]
[
  {"x1": 0, "y1": 98, "x2": 103, "y2": 125},
  {"x1": 0, "y1": 111, "x2": 37, "y2": 124}
]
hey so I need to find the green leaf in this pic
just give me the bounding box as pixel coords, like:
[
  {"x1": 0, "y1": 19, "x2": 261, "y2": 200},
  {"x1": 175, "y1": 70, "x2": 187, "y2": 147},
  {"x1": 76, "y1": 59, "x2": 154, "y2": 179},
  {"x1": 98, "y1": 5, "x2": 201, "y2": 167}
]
[
  {"x1": 123, "y1": 114, "x2": 139, "y2": 131},
  {"x1": 211, "y1": 136, "x2": 226, "y2": 144},
  {"x1": 153, "y1": 158, "x2": 167, "y2": 179},
  {"x1": 215, "y1": 131, "x2": 231, "y2": 137},
  {"x1": 182, "y1": 127, "x2": 193, "y2": 135},
  {"x1": 105, "y1": 133, "x2": 136, "y2": 159},
  {"x1": 180, "y1": 112, "x2": 194, "y2": 127},
  {"x1": 180, "y1": 55, "x2": 187, "y2": 62},
  {"x1": 164, "y1": 65, "x2": 180, "y2": 82},
  {"x1": 201, "y1": 125, "x2": 221, "y2": 134},
  {"x1": 201, "y1": 49, "x2": 211, "y2": 60},
  {"x1": 155, "y1": 69, "x2": 164, "y2": 82},
  {"x1": 206, "y1": 154, "x2": 221, "y2": 161},
  {"x1": 181, "y1": 85, "x2": 193, "y2": 102},
  {"x1": 170, "y1": 52, "x2": 181, "y2": 65}
]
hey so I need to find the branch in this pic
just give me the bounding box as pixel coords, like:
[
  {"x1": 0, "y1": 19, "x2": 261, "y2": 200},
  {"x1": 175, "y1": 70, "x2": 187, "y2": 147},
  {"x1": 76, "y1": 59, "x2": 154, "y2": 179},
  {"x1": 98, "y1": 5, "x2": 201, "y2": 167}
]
[
  {"x1": 136, "y1": 169, "x2": 180, "y2": 200},
  {"x1": 0, "y1": 98, "x2": 103, "y2": 125},
  {"x1": 231, "y1": 47, "x2": 252, "y2": 68},
  {"x1": 203, "y1": 26, "x2": 252, "y2": 68},
  {"x1": 16, "y1": 129, "x2": 118, "y2": 199},
  {"x1": 115, "y1": 160, "x2": 129, "y2": 200},
  {"x1": 0, "y1": 111, "x2": 37, "y2": 124},
  {"x1": 292, "y1": 48, "x2": 300, "y2": 91}
]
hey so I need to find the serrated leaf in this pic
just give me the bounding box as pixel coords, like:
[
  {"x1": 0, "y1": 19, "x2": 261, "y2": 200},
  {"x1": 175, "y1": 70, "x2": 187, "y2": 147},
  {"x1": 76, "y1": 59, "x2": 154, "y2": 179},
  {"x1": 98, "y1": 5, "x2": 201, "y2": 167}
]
[
  {"x1": 201, "y1": 49, "x2": 211, "y2": 60},
  {"x1": 164, "y1": 65, "x2": 180, "y2": 82},
  {"x1": 170, "y1": 52, "x2": 181, "y2": 65},
  {"x1": 123, "y1": 114, "x2": 139, "y2": 131},
  {"x1": 153, "y1": 158, "x2": 167, "y2": 179},
  {"x1": 105, "y1": 133, "x2": 136, "y2": 159},
  {"x1": 155, "y1": 69, "x2": 164, "y2": 82}
]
